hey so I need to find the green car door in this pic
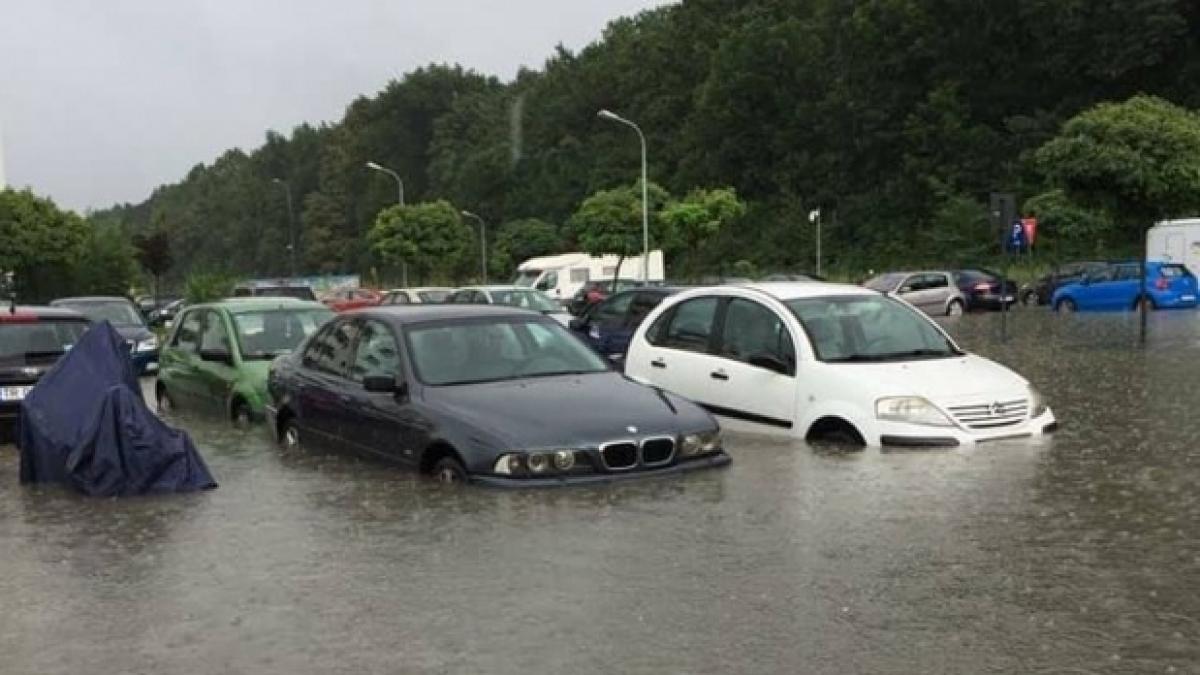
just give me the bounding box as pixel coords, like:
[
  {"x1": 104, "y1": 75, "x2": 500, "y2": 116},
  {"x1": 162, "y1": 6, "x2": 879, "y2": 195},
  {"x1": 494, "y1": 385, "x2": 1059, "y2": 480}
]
[
  {"x1": 158, "y1": 307, "x2": 205, "y2": 409},
  {"x1": 195, "y1": 308, "x2": 241, "y2": 417}
]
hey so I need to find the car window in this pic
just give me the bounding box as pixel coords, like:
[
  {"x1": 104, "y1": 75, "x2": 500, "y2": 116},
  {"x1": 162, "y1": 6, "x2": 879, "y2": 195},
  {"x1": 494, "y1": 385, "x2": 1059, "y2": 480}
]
[
  {"x1": 0, "y1": 319, "x2": 90, "y2": 362},
  {"x1": 349, "y1": 320, "x2": 401, "y2": 382},
  {"x1": 719, "y1": 299, "x2": 795, "y2": 373},
  {"x1": 173, "y1": 309, "x2": 203, "y2": 352},
  {"x1": 923, "y1": 274, "x2": 949, "y2": 289},
  {"x1": 303, "y1": 320, "x2": 358, "y2": 377},
  {"x1": 864, "y1": 273, "x2": 904, "y2": 292},
  {"x1": 535, "y1": 271, "x2": 558, "y2": 292},
  {"x1": 1116, "y1": 265, "x2": 1141, "y2": 281},
  {"x1": 594, "y1": 292, "x2": 634, "y2": 323},
  {"x1": 1160, "y1": 264, "x2": 1191, "y2": 278},
  {"x1": 198, "y1": 311, "x2": 232, "y2": 354},
  {"x1": 658, "y1": 297, "x2": 719, "y2": 352},
  {"x1": 61, "y1": 301, "x2": 145, "y2": 327},
  {"x1": 787, "y1": 295, "x2": 958, "y2": 362},
  {"x1": 388, "y1": 292, "x2": 410, "y2": 305},
  {"x1": 233, "y1": 308, "x2": 332, "y2": 359},
  {"x1": 569, "y1": 268, "x2": 589, "y2": 283},
  {"x1": 626, "y1": 292, "x2": 664, "y2": 328},
  {"x1": 1089, "y1": 266, "x2": 1117, "y2": 282},
  {"x1": 449, "y1": 291, "x2": 472, "y2": 304},
  {"x1": 417, "y1": 290, "x2": 449, "y2": 303}
]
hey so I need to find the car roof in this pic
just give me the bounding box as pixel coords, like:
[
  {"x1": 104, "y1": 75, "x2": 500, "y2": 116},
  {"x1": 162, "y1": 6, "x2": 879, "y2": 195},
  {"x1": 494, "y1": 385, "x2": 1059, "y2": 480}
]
[
  {"x1": 457, "y1": 285, "x2": 538, "y2": 292},
  {"x1": 351, "y1": 304, "x2": 539, "y2": 325},
  {"x1": 385, "y1": 287, "x2": 452, "y2": 293},
  {"x1": 0, "y1": 305, "x2": 90, "y2": 320},
  {"x1": 736, "y1": 282, "x2": 879, "y2": 301},
  {"x1": 50, "y1": 296, "x2": 134, "y2": 305},
  {"x1": 188, "y1": 298, "x2": 330, "y2": 313}
]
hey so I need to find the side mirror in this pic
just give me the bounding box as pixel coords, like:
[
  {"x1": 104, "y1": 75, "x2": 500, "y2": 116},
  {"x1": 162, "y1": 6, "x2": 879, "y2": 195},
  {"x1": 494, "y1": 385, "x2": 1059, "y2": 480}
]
[
  {"x1": 363, "y1": 374, "x2": 397, "y2": 393},
  {"x1": 199, "y1": 349, "x2": 232, "y2": 365},
  {"x1": 898, "y1": 286, "x2": 913, "y2": 294},
  {"x1": 748, "y1": 353, "x2": 790, "y2": 375}
]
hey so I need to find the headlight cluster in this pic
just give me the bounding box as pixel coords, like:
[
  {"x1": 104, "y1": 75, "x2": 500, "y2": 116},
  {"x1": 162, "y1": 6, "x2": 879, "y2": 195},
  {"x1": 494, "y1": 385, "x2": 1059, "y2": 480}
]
[
  {"x1": 875, "y1": 396, "x2": 954, "y2": 427},
  {"x1": 493, "y1": 449, "x2": 581, "y2": 477},
  {"x1": 1029, "y1": 386, "x2": 1048, "y2": 418},
  {"x1": 680, "y1": 430, "x2": 721, "y2": 457},
  {"x1": 136, "y1": 336, "x2": 159, "y2": 352}
]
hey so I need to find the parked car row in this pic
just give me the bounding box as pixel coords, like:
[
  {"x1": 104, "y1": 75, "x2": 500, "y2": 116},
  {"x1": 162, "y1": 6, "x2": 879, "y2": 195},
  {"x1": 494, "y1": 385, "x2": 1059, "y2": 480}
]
[
  {"x1": 1048, "y1": 261, "x2": 1197, "y2": 312},
  {"x1": 863, "y1": 269, "x2": 1018, "y2": 316}
]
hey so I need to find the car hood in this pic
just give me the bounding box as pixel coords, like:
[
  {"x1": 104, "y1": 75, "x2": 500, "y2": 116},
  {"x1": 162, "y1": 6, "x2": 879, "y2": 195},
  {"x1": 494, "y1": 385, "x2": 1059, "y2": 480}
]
[
  {"x1": 422, "y1": 371, "x2": 711, "y2": 448},
  {"x1": 835, "y1": 353, "x2": 1030, "y2": 402}
]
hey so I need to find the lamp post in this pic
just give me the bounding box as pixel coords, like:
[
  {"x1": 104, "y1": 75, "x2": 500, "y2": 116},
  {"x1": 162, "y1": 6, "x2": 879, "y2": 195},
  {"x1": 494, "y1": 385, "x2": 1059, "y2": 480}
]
[
  {"x1": 461, "y1": 210, "x2": 487, "y2": 284},
  {"x1": 597, "y1": 109, "x2": 649, "y2": 282},
  {"x1": 272, "y1": 178, "x2": 297, "y2": 277},
  {"x1": 365, "y1": 161, "x2": 404, "y2": 206},
  {"x1": 808, "y1": 208, "x2": 822, "y2": 277},
  {"x1": 366, "y1": 161, "x2": 408, "y2": 285}
]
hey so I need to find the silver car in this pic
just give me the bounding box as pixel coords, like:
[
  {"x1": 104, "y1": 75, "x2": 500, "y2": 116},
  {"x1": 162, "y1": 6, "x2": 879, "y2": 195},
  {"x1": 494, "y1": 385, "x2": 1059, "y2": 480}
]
[{"x1": 863, "y1": 271, "x2": 967, "y2": 316}]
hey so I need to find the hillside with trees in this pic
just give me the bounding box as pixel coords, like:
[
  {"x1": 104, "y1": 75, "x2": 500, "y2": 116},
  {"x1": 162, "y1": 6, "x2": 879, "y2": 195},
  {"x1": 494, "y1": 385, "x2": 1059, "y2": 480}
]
[{"x1": 78, "y1": 0, "x2": 1200, "y2": 288}]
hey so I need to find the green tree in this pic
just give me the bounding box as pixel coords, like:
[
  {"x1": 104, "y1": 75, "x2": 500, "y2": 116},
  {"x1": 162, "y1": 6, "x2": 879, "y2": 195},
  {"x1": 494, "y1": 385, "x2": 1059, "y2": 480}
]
[
  {"x1": 567, "y1": 182, "x2": 671, "y2": 282},
  {"x1": 661, "y1": 187, "x2": 746, "y2": 279},
  {"x1": 489, "y1": 218, "x2": 562, "y2": 279},
  {"x1": 368, "y1": 201, "x2": 472, "y2": 283},
  {"x1": 1033, "y1": 95, "x2": 1200, "y2": 242},
  {"x1": 78, "y1": 221, "x2": 140, "y2": 296},
  {"x1": 133, "y1": 228, "x2": 173, "y2": 301},
  {"x1": 0, "y1": 188, "x2": 88, "y2": 301},
  {"x1": 300, "y1": 192, "x2": 347, "y2": 274}
]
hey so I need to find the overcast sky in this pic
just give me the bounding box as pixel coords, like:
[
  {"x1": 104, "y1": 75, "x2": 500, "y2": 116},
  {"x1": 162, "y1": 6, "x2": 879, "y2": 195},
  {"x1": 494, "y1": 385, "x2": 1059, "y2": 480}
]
[{"x1": 0, "y1": 0, "x2": 672, "y2": 212}]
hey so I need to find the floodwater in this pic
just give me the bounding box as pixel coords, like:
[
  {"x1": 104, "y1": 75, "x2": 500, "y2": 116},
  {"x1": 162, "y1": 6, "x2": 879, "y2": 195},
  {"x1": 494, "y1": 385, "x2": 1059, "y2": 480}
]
[{"x1": 1, "y1": 310, "x2": 1198, "y2": 674}]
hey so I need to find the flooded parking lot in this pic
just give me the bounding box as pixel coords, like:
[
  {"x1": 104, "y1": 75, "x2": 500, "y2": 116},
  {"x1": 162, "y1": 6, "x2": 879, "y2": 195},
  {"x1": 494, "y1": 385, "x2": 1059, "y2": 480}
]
[{"x1": 1, "y1": 310, "x2": 1198, "y2": 674}]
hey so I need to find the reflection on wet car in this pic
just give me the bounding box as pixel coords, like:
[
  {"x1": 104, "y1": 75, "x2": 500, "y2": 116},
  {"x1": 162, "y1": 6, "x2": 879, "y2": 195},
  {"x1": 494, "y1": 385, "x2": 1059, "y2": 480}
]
[{"x1": 265, "y1": 305, "x2": 730, "y2": 486}]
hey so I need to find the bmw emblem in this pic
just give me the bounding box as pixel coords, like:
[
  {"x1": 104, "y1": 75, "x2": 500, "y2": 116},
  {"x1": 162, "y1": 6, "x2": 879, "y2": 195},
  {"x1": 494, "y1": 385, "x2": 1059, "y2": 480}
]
[{"x1": 626, "y1": 425, "x2": 639, "y2": 434}]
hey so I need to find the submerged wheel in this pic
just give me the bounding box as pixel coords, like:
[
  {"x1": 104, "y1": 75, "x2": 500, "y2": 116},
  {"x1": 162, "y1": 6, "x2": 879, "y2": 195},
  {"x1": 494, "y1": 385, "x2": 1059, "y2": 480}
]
[
  {"x1": 280, "y1": 418, "x2": 301, "y2": 449},
  {"x1": 231, "y1": 400, "x2": 252, "y2": 428},
  {"x1": 431, "y1": 456, "x2": 468, "y2": 485},
  {"x1": 156, "y1": 384, "x2": 175, "y2": 414},
  {"x1": 1055, "y1": 298, "x2": 1076, "y2": 313},
  {"x1": 1021, "y1": 290, "x2": 1040, "y2": 306},
  {"x1": 946, "y1": 300, "x2": 965, "y2": 316},
  {"x1": 1133, "y1": 295, "x2": 1157, "y2": 311}
]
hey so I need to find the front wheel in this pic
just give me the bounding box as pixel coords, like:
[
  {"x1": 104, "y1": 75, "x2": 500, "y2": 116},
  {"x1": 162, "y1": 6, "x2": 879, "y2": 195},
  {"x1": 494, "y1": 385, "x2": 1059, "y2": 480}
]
[
  {"x1": 946, "y1": 300, "x2": 965, "y2": 316},
  {"x1": 1055, "y1": 298, "x2": 1076, "y2": 313},
  {"x1": 231, "y1": 400, "x2": 252, "y2": 428},
  {"x1": 280, "y1": 418, "x2": 301, "y2": 449},
  {"x1": 431, "y1": 456, "x2": 468, "y2": 485},
  {"x1": 1133, "y1": 295, "x2": 1157, "y2": 312},
  {"x1": 156, "y1": 384, "x2": 175, "y2": 414}
]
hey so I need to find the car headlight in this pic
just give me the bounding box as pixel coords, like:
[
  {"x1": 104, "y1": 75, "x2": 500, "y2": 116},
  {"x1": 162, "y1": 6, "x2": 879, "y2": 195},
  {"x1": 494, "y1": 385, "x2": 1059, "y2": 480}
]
[
  {"x1": 493, "y1": 454, "x2": 524, "y2": 476},
  {"x1": 1029, "y1": 386, "x2": 1048, "y2": 418},
  {"x1": 875, "y1": 396, "x2": 954, "y2": 427},
  {"x1": 493, "y1": 450, "x2": 583, "y2": 476},
  {"x1": 136, "y1": 336, "x2": 158, "y2": 352},
  {"x1": 680, "y1": 430, "x2": 722, "y2": 457}
]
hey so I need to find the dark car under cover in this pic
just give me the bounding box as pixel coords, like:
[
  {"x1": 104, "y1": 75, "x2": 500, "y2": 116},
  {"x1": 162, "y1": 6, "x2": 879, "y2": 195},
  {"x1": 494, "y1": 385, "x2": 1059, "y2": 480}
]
[
  {"x1": 266, "y1": 305, "x2": 729, "y2": 487},
  {"x1": 18, "y1": 321, "x2": 217, "y2": 496}
]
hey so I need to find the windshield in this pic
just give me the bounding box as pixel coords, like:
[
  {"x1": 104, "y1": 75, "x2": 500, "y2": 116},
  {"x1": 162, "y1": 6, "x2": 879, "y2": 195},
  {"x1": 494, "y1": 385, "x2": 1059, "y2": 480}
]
[
  {"x1": 64, "y1": 301, "x2": 144, "y2": 326},
  {"x1": 232, "y1": 308, "x2": 333, "y2": 359},
  {"x1": 0, "y1": 320, "x2": 90, "y2": 363},
  {"x1": 490, "y1": 289, "x2": 560, "y2": 312},
  {"x1": 417, "y1": 290, "x2": 450, "y2": 303},
  {"x1": 863, "y1": 273, "x2": 906, "y2": 292},
  {"x1": 253, "y1": 286, "x2": 316, "y2": 301},
  {"x1": 512, "y1": 270, "x2": 541, "y2": 287},
  {"x1": 406, "y1": 318, "x2": 608, "y2": 386},
  {"x1": 786, "y1": 295, "x2": 961, "y2": 362}
]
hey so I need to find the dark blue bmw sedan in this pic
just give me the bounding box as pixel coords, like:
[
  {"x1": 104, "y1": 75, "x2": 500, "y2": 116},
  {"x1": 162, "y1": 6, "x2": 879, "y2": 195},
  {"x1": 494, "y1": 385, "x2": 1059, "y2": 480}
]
[{"x1": 265, "y1": 305, "x2": 729, "y2": 486}]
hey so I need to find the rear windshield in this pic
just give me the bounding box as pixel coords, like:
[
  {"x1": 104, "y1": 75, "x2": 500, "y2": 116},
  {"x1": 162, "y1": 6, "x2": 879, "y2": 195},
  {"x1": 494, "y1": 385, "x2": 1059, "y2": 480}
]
[
  {"x1": 232, "y1": 308, "x2": 334, "y2": 359},
  {"x1": 1160, "y1": 264, "x2": 1192, "y2": 278},
  {"x1": 417, "y1": 290, "x2": 449, "y2": 303},
  {"x1": 253, "y1": 287, "x2": 316, "y2": 301},
  {"x1": 0, "y1": 320, "x2": 90, "y2": 363},
  {"x1": 61, "y1": 301, "x2": 144, "y2": 327}
]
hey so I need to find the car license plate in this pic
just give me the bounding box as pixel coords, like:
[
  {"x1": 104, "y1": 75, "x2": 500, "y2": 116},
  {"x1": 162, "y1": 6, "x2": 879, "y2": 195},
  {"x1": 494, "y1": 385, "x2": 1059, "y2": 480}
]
[
  {"x1": 1183, "y1": 295, "x2": 1196, "y2": 302},
  {"x1": 1003, "y1": 295, "x2": 1014, "y2": 302},
  {"x1": 0, "y1": 385, "x2": 33, "y2": 402}
]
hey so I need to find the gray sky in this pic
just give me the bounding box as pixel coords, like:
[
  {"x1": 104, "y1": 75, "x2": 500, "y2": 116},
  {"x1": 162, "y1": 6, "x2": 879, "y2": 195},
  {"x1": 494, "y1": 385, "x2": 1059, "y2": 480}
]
[{"x1": 0, "y1": 0, "x2": 672, "y2": 212}]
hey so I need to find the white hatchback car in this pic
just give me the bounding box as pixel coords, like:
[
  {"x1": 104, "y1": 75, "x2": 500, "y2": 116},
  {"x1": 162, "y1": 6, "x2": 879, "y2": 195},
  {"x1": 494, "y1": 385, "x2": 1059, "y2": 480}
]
[{"x1": 624, "y1": 283, "x2": 1056, "y2": 447}]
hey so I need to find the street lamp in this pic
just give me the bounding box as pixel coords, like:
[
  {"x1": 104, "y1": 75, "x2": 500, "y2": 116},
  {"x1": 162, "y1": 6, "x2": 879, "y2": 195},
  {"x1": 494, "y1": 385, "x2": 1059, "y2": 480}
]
[
  {"x1": 365, "y1": 161, "x2": 404, "y2": 206},
  {"x1": 272, "y1": 178, "x2": 297, "y2": 277},
  {"x1": 808, "y1": 208, "x2": 822, "y2": 277},
  {"x1": 366, "y1": 160, "x2": 407, "y2": 285},
  {"x1": 461, "y1": 210, "x2": 487, "y2": 284},
  {"x1": 597, "y1": 108, "x2": 649, "y2": 282}
]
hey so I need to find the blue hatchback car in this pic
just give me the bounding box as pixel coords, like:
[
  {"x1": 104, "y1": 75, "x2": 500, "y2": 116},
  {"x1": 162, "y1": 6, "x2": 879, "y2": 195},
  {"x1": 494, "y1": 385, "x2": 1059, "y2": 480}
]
[
  {"x1": 569, "y1": 287, "x2": 684, "y2": 366},
  {"x1": 1051, "y1": 261, "x2": 1198, "y2": 312}
]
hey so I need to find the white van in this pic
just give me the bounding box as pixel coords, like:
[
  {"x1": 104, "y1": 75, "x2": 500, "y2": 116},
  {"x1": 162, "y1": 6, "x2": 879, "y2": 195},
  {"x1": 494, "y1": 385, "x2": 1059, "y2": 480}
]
[
  {"x1": 1147, "y1": 218, "x2": 1200, "y2": 278},
  {"x1": 513, "y1": 251, "x2": 666, "y2": 302}
]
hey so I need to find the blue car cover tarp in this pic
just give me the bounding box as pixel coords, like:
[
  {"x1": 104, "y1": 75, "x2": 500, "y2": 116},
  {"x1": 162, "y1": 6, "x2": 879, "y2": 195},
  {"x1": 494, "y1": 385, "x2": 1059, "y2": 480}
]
[{"x1": 18, "y1": 321, "x2": 217, "y2": 496}]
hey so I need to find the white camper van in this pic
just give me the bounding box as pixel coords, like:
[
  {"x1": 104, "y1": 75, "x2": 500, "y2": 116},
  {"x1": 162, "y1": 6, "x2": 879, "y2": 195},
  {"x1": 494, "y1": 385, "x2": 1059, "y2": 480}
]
[
  {"x1": 513, "y1": 251, "x2": 666, "y2": 302},
  {"x1": 1147, "y1": 219, "x2": 1200, "y2": 278}
]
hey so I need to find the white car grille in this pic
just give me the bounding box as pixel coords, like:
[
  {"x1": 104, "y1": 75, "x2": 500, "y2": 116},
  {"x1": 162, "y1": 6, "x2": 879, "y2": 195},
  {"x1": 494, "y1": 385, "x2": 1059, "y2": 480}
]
[{"x1": 946, "y1": 398, "x2": 1028, "y2": 430}]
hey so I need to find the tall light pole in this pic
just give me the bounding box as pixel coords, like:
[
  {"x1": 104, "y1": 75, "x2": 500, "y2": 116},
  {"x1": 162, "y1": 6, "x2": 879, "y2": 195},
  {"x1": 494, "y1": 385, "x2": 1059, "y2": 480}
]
[
  {"x1": 461, "y1": 210, "x2": 487, "y2": 284},
  {"x1": 808, "y1": 208, "x2": 822, "y2": 277},
  {"x1": 272, "y1": 178, "x2": 297, "y2": 277},
  {"x1": 365, "y1": 161, "x2": 404, "y2": 206},
  {"x1": 366, "y1": 161, "x2": 407, "y2": 285},
  {"x1": 597, "y1": 109, "x2": 649, "y2": 282}
]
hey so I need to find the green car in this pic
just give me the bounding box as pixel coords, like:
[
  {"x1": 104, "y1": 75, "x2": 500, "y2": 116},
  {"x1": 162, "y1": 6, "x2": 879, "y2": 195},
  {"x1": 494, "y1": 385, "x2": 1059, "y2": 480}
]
[{"x1": 156, "y1": 298, "x2": 333, "y2": 423}]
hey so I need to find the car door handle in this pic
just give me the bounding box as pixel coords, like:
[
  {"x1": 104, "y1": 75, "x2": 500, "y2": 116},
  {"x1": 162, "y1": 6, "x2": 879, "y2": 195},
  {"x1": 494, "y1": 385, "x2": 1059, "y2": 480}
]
[
  {"x1": 650, "y1": 358, "x2": 666, "y2": 369},
  {"x1": 710, "y1": 370, "x2": 729, "y2": 381}
]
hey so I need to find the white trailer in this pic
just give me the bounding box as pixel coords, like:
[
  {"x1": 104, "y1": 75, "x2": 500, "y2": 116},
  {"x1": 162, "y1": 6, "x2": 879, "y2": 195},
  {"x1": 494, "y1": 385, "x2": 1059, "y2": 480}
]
[
  {"x1": 1147, "y1": 218, "x2": 1200, "y2": 277},
  {"x1": 513, "y1": 251, "x2": 666, "y2": 302}
]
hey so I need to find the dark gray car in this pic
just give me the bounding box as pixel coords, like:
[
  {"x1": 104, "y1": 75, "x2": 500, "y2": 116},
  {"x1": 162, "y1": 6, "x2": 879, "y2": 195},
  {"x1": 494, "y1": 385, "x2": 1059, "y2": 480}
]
[
  {"x1": 863, "y1": 271, "x2": 967, "y2": 316},
  {"x1": 265, "y1": 305, "x2": 730, "y2": 486}
]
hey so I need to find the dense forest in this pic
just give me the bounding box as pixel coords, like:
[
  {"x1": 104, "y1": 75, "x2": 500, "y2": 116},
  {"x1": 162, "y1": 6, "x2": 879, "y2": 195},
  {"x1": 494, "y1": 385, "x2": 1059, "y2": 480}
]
[{"x1": 9, "y1": 0, "x2": 1200, "y2": 297}]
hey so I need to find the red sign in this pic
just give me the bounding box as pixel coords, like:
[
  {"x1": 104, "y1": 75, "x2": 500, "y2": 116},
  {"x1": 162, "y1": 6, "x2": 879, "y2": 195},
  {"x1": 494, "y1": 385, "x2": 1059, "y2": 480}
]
[{"x1": 1021, "y1": 217, "x2": 1038, "y2": 246}]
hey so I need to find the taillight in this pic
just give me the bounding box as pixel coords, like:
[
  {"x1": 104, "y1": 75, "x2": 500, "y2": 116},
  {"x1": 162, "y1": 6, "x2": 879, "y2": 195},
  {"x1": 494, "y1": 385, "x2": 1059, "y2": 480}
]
[
  {"x1": 1155, "y1": 277, "x2": 1169, "y2": 290},
  {"x1": 973, "y1": 283, "x2": 993, "y2": 292}
]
